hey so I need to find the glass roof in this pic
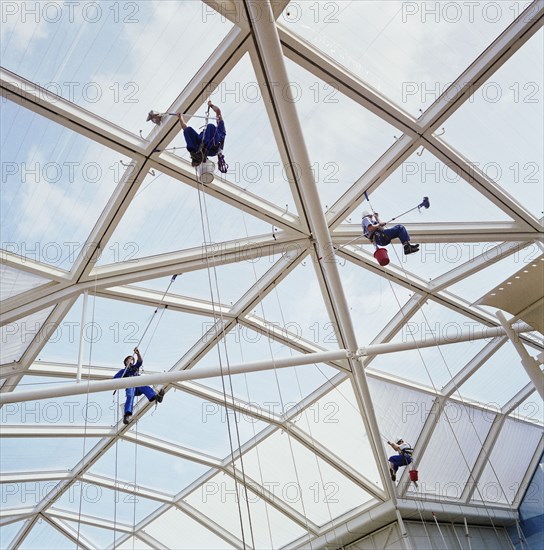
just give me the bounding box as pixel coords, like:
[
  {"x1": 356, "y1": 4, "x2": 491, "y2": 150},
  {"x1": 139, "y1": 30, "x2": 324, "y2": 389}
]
[{"x1": 1, "y1": 1, "x2": 542, "y2": 548}]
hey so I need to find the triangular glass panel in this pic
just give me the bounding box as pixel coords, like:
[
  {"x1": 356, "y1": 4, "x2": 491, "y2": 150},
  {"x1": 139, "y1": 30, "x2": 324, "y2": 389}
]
[
  {"x1": 0, "y1": 265, "x2": 52, "y2": 302},
  {"x1": 191, "y1": 321, "x2": 340, "y2": 410},
  {"x1": 444, "y1": 30, "x2": 544, "y2": 217},
  {"x1": 281, "y1": 0, "x2": 524, "y2": 116},
  {"x1": 0, "y1": 104, "x2": 130, "y2": 269},
  {"x1": 89, "y1": 438, "x2": 209, "y2": 496},
  {"x1": 410, "y1": 403, "x2": 494, "y2": 500},
  {"x1": 368, "y1": 300, "x2": 491, "y2": 389},
  {"x1": 368, "y1": 375, "x2": 435, "y2": 455},
  {"x1": 143, "y1": 507, "x2": 235, "y2": 549},
  {"x1": 231, "y1": 430, "x2": 376, "y2": 527},
  {"x1": 284, "y1": 57, "x2": 397, "y2": 209},
  {"x1": 352, "y1": 150, "x2": 514, "y2": 226},
  {"x1": 0, "y1": 2, "x2": 233, "y2": 134},
  {"x1": 134, "y1": 388, "x2": 267, "y2": 459},
  {"x1": 1, "y1": 306, "x2": 54, "y2": 364},
  {"x1": 0, "y1": 438, "x2": 101, "y2": 472},
  {"x1": 296, "y1": 378, "x2": 383, "y2": 489},
  {"x1": 337, "y1": 258, "x2": 413, "y2": 346},
  {"x1": 184, "y1": 470, "x2": 306, "y2": 548},
  {"x1": 257, "y1": 260, "x2": 341, "y2": 350},
  {"x1": 96, "y1": 169, "x2": 276, "y2": 265},
  {"x1": 164, "y1": 53, "x2": 300, "y2": 214},
  {"x1": 127, "y1": 252, "x2": 285, "y2": 308},
  {"x1": 457, "y1": 341, "x2": 533, "y2": 407},
  {"x1": 19, "y1": 518, "x2": 74, "y2": 549},
  {"x1": 471, "y1": 417, "x2": 542, "y2": 505},
  {"x1": 62, "y1": 520, "x2": 119, "y2": 550},
  {"x1": 0, "y1": 521, "x2": 25, "y2": 550},
  {"x1": 52, "y1": 483, "x2": 160, "y2": 527},
  {"x1": 39, "y1": 294, "x2": 214, "y2": 373}
]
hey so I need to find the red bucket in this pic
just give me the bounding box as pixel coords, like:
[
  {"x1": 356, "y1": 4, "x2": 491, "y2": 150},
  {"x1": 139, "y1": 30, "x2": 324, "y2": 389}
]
[
  {"x1": 374, "y1": 247, "x2": 390, "y2": 266},
  {"x1": 409, "y1": 469, "x2": 419, "y2": 482}
]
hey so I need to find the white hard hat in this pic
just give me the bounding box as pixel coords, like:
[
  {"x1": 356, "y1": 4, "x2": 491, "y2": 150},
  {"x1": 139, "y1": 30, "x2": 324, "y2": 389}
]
[{"x1": 361, "y1": 210, "x2": 371, "y2": 218}]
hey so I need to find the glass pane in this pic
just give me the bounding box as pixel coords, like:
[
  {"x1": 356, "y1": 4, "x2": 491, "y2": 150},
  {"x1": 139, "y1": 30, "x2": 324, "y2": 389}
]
[
  {"x1": 19, "y1": 519, "x2": 73, "y2": 550},
  {"x1": 232, "y1": 431, "x2": 375, "y2": 526},
  {"x1": 62, "y1": 520, "x2": 117, "y2": 549},
  {"x1": 96, "y1": 170, "x2": 273, "y2": 265},
  {"x1": 0, "y1": 438, "x2": 101, "y2": 472},
  {"x1": 191, "y1": 53, "x2": 298, "y2": 213},
  {"x1": 1, "y1": 306, "x2": 54, "y2": 364},
  {"x1": 297, "y1": 379, "x2": 383, "y2": 488},
  {"x1": 444, "y1": 30, "x2": 544, "y2": 217},
  {"x1": 338, "y1": 259, "x2": 413, "y2": 346},
  {"x1": 281, "y1": 1, "x2": 525, "y2": 116},
  {"x1": 368, "y1": 376, "x2": 436, "y2": 455},
  {"x1": 52, "y1": 483, "x2": 160, "y2": 526},
  {"x1": 457, "y1": 341, "x2": 532, "y2": 407},
  {"x1": 184, "y1": 471, "x2": 311, "y2": 548},
  {"x1": 411, "y1": 404, "x2": 494, "y2": 500},
  {"x1": 39, "y1": 294, "x2": 212, "y2": 372},
  {"x1": 193, "y1": 326, "x2": 339, "y2": 409},
  {"x1": 89, "y1": 438, "x2": 209, "y2": 495},
  {"x1": 0, "y1": 104, "x2": 129, "y2": 268},
  {"x1": 0, "y1": 521, "x2": 25, "y2": 550},
  {"x1": 1, "y1": 1, "x2": 233, "y2": 134},
  {"x1": 284, "y1": 58, "x2": 397, "y2": 209},
  {"x1": 0, "y1": 265, "x2": 50, "y2": 301},
  {"x1": 135, "y1": 388, "x2": 263, "y2": 457},
  {"x1": 368, "y1": 300, "x2": 490, "y2": 389},
  {"x1": 144, "y1": 507, "x2": 235, "y2": 549},
  {"x1": 258, "y1": 260, "x2": 340, "y2": 350},
  {"x1": 8, "y1": 375, "x2": 114, "y2": 426},
  {"x1": 472, "y1": 418, "x2": 542, "y2": 505}
]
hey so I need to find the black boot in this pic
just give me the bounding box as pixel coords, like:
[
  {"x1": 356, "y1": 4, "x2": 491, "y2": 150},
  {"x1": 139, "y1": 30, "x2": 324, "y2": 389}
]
[
  {"x1": 155, "y1": 388, "x2": 165, "y2": 403},
  {"x1": 403, "y1": 243, "x2": 419, "y2": 255},
  {"x1": 123, "y1": 413, "x2": 132, "y2": 425}
]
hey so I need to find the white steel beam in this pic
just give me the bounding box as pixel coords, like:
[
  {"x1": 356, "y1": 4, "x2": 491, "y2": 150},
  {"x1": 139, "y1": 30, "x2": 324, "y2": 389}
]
[
  {"x1": 0, "y1": 425, "x2": 113, "y2": 438},
  {"x1": 47, "y1": 508, "x2": 134, "y2": 533},
  {"x1": 358, "y1": 324, "x2": 532, "y2": 358},
  {"x1": 496, "y1": 311, "x2": 544, "y2": 399},
  {"x1": 0, "y1": 68, "x2": 146, "y2": 157},
  {"x1": 0, "y1": 471, "x2": 71, "y2": 484},
  {"x1": 88, "y1": 233, "x2": 307, "y2": 283},
  {"x1": 0, "y1": 249, "x2": 69, "y2": 282},
  {"x1": 332, "y1": 222, "x2": 541, "y2": 244},
  {"x1": 243, "y1": 0, "x2": 397, "y2": 505},
  {"x1": 121, "y1": 431, "x2": 223, "y2": 470},
  {"x1": 0, "y1": 349, "x2": 349, "y2": 404}
]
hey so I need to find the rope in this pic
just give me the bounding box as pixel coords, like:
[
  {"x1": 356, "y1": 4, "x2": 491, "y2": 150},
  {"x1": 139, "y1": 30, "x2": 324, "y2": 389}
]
[
  {"x1": 132, "y1": 420, "x2": 139, "y2": 550},
  {"x1": 113, "y1": 391, "x2": 120, "y2": 548},
  {"x1": 450, "y1": 521, "x2": 464, "y2": 550},
  {"x1": 239, "y1": 212, "x2": 317, "y2": 546},
  {"x1": 432, "y1": 512, "x2": 448, "y2": 548},
  {"x1": 195, "y1": 177, "x2": 254, "y2": 549},
  {"x1": 236, "y1": 322, "x2": 274, "y2": 549}
]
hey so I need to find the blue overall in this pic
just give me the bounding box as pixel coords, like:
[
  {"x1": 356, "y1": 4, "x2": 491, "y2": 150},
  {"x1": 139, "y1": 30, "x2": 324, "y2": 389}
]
[
  {"x1": 389, "y1": 452, "x2": 413, "y2": 472},
  {"x1": 362, "y1": 217, "x2": 411, "y2": 246},
  {"x1": 183, "y1": 120, "x2": 226, "y2": 158},
  {"x1": 113, "y1": 361, "x2": 156, "y2": 415}
]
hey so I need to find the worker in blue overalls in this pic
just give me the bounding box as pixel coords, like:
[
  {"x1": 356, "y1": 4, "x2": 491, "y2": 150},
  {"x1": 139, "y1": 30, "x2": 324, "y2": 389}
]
[
  {"x1": 177, "y1": 101, "x2": 226, "y2": 167},
  {"x1": 113, "y1": 348, "x2": 164, "y2": 425}
]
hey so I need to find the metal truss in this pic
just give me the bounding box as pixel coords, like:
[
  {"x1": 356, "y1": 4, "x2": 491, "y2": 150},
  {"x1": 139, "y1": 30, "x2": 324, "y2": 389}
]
[{"x1": 1, "y1": 1, "x2": 543, "y2": 548}]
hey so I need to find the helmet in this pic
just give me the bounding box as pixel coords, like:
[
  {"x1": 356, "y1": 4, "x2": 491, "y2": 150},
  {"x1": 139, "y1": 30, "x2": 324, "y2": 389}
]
[
  {"x1": 361, "y1": 210, "x2": 371, "y2": 218},
  {"x1": 396, "y1": 438, "x2": 404, "y2": 444}
]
